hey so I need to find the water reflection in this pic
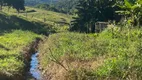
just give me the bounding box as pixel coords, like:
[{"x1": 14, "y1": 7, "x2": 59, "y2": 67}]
[{"x1": 30, "y1": 52, "x2": 41, "y2": 80}]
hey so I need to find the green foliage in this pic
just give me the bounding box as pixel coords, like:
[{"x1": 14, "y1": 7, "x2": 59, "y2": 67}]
[
  {"x1": 25, "y1": 0, "x2": 58, "y2": 6},
  {"x1": 0, "y1": 0, "x2": 25, "y2": 12},
  {"x1": 71, "y1": 0, "x2": 119, "y2": 33},
  {"x1": 71, "y1": 0, "x2": 142, "y2": 32},
  {"x1": 35, "y1": 4, "x2": 51, "y2": 10},
  {"x1": 0, "y1": 30, "x2": 41, "y2": 77},
  {"x1": 26, "y1": 0, "x2": 78, "y2": 14},
  {"x1": 0, "y1": 6, "x2": 71, "y2": 78},
  {"x1": 54, "y1": 0, "x2": 78, "y2": 14},
  {"x1": 0, "y1": 12, "x2": 52, "y2": 35},
  {"x1": 34, "y1": 3, "x2": 61, "y2": 13},
  {"x1": 1, "y1": 6, "x2": 72, "y2": 33},
  {"x1": 67, "y1": 68, "x2": 96, "y2": 80},
  {"x1": 12, "y1": 0, "x2": 25, "y2": 12},
  {"x1": 39, "y1": 27, "x2": 142, "y2": 79},
  {"x1": 93, "y1": 28, "x2": 142, "y2": 79},
  {"x1": 116, "y1": 0, "x2": 142, "y2": 26},
  {"x1": 39, "y1": 32, "x2": 97, "y2": 66}
]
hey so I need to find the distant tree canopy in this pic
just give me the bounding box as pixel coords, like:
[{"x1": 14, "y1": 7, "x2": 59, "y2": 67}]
[
  {"x1": 71, "y1": 0, "x2": 142, "y2": 33},
  {"x1": 34, "y1": 0, "x2": 79, "y2": 14},
  {"x1": 25, "y1": 0, "x2": 58, "y2": 6},
  {"x1": 0, "y1": 0, "x2": 25, "y2": 12},
  {"x1": 54, "y1": 0, "x2": 79, "y2": 14}
]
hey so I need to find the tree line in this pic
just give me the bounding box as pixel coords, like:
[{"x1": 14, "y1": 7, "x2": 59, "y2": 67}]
[
  {"x1": 71, "y1": 0, "x2": 142, "y2": 33},
  {"x1": 53, "y1": 0, "x2": 78, "y2": 14},
  {"x1": 0, "y1": 0, "x2": 25, "y2": 12},
  {"x1": 25, "y1": 0, "x2": 58, "y2": 6},
  {"x1": 34, "y1": 0, "x2": 78, "y2": 14}
]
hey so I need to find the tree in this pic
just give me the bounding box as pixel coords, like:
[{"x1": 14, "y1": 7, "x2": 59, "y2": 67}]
[
  {"x1": 54, "y1": 0, "x2": 79, "y2": 14},
  {"x1": 0, "y1": 0, "x2": 4, "y2": 10},
  {"x1": 12, "y1": 0, "x2": 25, "y2": 13},
  {"x1": 71, "y1": 0, "x2": 119, "y2": 33},
  {"x1": 4, "y1": 0, "x2": 13, "y2": 11},
  {"x1": 0, "y1": 0, "x2": 25, "y2": 12},
  {"x1": 116, "y1": 0, "x2": 142, "y2": 26}
]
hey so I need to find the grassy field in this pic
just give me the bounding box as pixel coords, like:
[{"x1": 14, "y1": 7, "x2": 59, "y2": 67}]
[
  {"x1": 39, "y1": 27, "x2": 142, "y2": 80},
  {"x1": 0, "y1": 30, "x2": 42, "y2": 79},
  {"x1": 3, "y1": 7, "x2": 71, "y2": 24},
  {"x1": 0, "y1": 10, "x2": 44, "y2": 79},
  {"x1": 2, "y1": 7, "x2": 72, "y2": 32}
]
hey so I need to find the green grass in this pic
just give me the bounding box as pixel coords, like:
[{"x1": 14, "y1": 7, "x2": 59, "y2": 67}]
[
  {"x1": 3, "y1": 7, "x2": 71, "y2": 23},
  {"x1": 0, "y1": 30, "x2": 42, "y2": 77},
  {"x1": 0, "y1": 12, "x2": 55, "y2": 35},
  {"x1": 2, "y1": 7, "x2": 72, "y2": 32},
  {"x1": 39, "y1": 32, "x2": 96, "y2": 68},
  {"x1": 39, "y1": 27, "x2": 142, "y2": 80}
]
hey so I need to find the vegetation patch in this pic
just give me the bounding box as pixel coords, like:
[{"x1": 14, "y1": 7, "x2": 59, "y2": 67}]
[
  {"x1": 0, "y1": 6, "x2": 72, "y2": 79},
  {"x1": 0, "y1": 30, "x2": 42, "y2": 79},
  {"x1": 2, "y1": 7, "x2": 72, "y2": 32},
  {"x1": 39, "y1": 27, "x2": 142, "y2": 80}
]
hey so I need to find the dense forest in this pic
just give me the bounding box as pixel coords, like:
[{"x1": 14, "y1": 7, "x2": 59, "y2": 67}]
[{"x1": 0, "y1": 0, "x2": 142, "y2": 80}]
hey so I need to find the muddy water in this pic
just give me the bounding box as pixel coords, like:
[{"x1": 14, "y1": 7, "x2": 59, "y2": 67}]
[{"x1": 30, "y1": 52, "x2": 41, "y2": 80}]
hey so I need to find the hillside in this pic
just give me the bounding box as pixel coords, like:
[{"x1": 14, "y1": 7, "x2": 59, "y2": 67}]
[
  {"x1": 2, "y1": 7, "x2": 72, "y2": 32},
  {"x1": 26, "y1": 0, "x2": 79, "y2": 14}
]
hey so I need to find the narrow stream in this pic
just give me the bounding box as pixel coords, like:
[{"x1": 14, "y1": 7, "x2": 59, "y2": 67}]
[{"x1": 30, "y1": 52, "x2": 41, "y2": 80}]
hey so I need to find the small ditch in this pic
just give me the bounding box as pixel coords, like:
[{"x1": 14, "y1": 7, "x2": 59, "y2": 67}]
[
  {"x1": 0, "y1": 38, "x2": 43, "y2": 80},
  {"x1": 25, "y1": 38, "x2": 43, "y2": 80},
  {"x1": 29, "y1": 52, "x2": 41, "y2": 80}
]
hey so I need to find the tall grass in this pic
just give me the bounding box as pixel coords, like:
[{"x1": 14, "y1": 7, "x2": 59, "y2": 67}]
[{"x1": 39, "y1": 27, "x2": 142, "y2": 80}]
